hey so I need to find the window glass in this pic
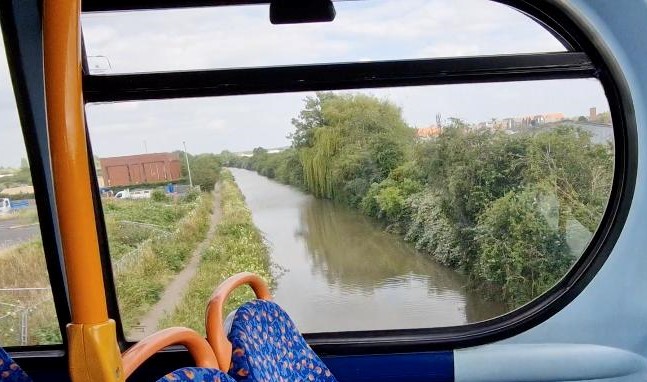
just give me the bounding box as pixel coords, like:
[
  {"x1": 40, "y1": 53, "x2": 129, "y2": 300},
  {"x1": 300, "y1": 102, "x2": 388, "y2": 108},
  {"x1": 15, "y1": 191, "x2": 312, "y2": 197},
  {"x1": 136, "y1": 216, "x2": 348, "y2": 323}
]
[
  {"x1": 0, "y1": 34, "x2": 61, "y2": 346},
  {"x1": 86, "y1": 78, "x2": 613, "y2": 337},
  {"x1": 81, "y1": 0, "x2": 566, "y2": 74}
]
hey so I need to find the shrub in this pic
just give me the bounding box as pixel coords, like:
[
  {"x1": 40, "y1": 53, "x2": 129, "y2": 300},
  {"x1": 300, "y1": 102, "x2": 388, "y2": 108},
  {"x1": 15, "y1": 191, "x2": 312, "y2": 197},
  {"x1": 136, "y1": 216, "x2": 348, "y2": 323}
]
[
  {"x1": 151, "y1": 189, "x2": 169, "y2": 202},
  {"x1": 475, "y1": 187, "x2": 572, "y2": 305},
  {"x1": 404, "y1": 192, "x2": 465, "y2": 268}
]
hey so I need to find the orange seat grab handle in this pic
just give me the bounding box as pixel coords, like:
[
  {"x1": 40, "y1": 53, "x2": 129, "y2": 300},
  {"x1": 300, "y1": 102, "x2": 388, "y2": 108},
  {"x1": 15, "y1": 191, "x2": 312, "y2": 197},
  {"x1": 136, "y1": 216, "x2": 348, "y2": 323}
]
[
  {"x1": 122, "y1": 327, "x2": 220, "y2": 379},
  {"x1": 206, "y1": 272, "x2": 272, "y2": 367}
]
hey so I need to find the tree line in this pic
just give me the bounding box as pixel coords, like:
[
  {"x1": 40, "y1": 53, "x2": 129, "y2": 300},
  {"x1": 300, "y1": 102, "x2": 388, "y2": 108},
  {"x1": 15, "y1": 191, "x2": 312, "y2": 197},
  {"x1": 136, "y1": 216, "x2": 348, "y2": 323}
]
[{"x1": 222, "y1": 92, "x2": 614, "y2": 306}]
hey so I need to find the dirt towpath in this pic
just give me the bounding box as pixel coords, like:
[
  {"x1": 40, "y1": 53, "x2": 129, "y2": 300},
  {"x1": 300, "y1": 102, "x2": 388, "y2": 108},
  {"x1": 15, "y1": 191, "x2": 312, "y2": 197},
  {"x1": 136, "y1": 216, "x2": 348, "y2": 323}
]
[{"x1": 135, "y1": 185, "x2": 222, "y2": 338}]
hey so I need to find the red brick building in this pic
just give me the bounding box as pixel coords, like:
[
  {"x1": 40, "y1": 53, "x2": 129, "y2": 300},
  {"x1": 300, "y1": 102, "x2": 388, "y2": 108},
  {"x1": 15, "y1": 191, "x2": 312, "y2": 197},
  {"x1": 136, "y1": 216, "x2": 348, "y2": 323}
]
[{"x1": 99, "y1": 153, "x2": 182, "y2": 187}]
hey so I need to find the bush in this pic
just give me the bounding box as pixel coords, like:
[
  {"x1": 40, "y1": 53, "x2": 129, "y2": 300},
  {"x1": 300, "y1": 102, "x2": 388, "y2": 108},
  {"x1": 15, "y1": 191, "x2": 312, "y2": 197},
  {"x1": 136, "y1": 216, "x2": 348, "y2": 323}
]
[
  {"x1": 475, "y1": 187, "x2": 571, "y2": 305},
  {"x1": 190, "y1": 154, "x2": 221, "y2": 191},
  {"x1": 151, "y1": 189, "x2": 169, "y2": 202},
  {"x1": 404, "y1": 192, "x2": 465, "y2": 268}
]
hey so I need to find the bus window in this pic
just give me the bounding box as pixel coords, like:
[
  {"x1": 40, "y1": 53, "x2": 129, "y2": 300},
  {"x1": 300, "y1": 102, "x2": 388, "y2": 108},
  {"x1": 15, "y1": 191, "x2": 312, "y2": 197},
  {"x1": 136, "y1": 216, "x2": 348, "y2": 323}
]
[
  {"x1": 86, "y1": 78, "x2": 614, "y2": 338},
  {"x1": 0, "y1": 33, "x2": 61, "y2": 346},
  {"x1": 81, "y1": 0, "x2": 566, "y2": 74}
]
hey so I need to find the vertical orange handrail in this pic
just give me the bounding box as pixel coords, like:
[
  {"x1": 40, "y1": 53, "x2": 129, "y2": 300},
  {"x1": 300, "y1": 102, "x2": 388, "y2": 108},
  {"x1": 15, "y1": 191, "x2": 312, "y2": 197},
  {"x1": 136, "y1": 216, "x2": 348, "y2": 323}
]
[
  {"x1": 43, "y1": 0, "x2": 106, "y2": 326},
  {"x1": 43, "y1": 1, "x2": 124, "y2": 380}
]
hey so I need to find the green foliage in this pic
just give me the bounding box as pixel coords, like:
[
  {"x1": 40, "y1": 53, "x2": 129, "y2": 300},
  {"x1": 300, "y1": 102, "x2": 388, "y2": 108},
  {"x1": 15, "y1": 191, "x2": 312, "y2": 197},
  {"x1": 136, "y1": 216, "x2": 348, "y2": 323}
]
[
  {"x1": 161, "y1": 170, "x2": 273, "y2": 333},
  {"x1": 289, "y1": 92, "x2": 335, "y2": 148},
  {"x1": 151, "y1": 189, "x2": 169, "y2": 202},
  {"x1": 228, "y1": 90, "x2": 613, "y2": 306},
  {"x1": 189, "y1": 154, "x2": 221, "y2": 191},
  {"x1": 525, "y1": 126, "x2": 613, "y2": 232},
  {"x1": 475, "y1": 187, "x2": 571, "y2": 305},
  {"x1": 296, "y1": 93, "x2": 413, "y2": 202},
  {"x1": 404, "y1": 192, "x2": 465, "y2": 268},
  {"x1": 182, "y1": 188, "x2": 201, "y2": 203},
  {"x1": 107, "y1": 193, "x2": 213, "y2": 333}
]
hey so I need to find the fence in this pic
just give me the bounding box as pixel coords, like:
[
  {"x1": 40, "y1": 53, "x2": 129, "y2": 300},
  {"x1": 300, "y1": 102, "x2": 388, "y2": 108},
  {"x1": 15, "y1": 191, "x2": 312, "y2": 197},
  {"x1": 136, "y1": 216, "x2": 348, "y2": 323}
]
[
  {"x1": 111, "y1": 199, "x2": 202, "y2": 275},
  {"x1": 0, "y1": 287, "x2": 53, "y2": 346},
  {"x1": 0, "y1": 196, "x2": 204, "y2": 344}
]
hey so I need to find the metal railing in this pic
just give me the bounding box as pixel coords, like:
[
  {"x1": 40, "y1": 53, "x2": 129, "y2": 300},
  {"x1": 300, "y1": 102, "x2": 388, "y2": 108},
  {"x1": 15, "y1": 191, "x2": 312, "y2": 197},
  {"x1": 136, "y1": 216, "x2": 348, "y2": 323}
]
[{"x1": 0, "y1": 288, "x2": 53, "y2": 346}]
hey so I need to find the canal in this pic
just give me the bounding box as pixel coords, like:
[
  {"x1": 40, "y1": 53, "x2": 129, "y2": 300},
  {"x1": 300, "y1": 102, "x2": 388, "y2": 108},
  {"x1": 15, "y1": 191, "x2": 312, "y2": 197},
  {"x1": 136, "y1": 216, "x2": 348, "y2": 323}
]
[{"x1": 229, "y1": 168, "x2": 507, "y2": 333}]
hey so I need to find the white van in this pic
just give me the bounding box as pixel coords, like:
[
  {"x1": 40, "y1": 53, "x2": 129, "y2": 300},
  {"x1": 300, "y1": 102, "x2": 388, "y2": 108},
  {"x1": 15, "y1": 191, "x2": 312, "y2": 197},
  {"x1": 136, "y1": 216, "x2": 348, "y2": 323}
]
[
  {"x1": 131, "y1": 190, "x2": 151, "y2": 199},
  {"x1": 0, "y1": 198, "x2": 11, "y2": 214},
  {"x1": 114, "y1": 189, "x2": 130, "y2": 199}
]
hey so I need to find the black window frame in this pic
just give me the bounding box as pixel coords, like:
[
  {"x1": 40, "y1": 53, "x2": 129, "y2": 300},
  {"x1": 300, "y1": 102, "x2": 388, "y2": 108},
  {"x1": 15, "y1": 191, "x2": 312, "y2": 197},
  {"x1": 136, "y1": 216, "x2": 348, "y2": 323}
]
[{"x1": 0, "y1": 0, "x2": 636, "y2": 368}]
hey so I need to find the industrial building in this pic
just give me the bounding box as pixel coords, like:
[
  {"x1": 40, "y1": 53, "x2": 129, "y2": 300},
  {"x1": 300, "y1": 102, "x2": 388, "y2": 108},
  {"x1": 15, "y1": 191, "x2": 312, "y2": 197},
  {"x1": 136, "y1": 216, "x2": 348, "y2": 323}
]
[{"x1": 99, "y1": 152, "x2": 182, "y2": 187}]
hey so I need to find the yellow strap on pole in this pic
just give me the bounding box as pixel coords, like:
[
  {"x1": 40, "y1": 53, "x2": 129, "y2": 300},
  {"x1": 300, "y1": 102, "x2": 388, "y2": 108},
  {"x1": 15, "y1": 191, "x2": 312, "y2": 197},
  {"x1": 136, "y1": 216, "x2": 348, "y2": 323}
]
[{"x1": 43, "y1": 1, "x2": 124, "y2": 380}]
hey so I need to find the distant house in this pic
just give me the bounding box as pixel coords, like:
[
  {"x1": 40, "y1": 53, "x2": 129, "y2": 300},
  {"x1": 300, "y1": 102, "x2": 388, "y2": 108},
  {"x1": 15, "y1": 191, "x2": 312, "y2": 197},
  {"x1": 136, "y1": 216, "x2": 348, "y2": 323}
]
[
  {"x1": 544, "y1": 113, "x2": 565, "y2": 123},
  {"x1": 416, "y1": 125, "x2": 442, "y2": 140},
  {"x1": 99, "y1": 152, "x2": 182, "y2": 187}
]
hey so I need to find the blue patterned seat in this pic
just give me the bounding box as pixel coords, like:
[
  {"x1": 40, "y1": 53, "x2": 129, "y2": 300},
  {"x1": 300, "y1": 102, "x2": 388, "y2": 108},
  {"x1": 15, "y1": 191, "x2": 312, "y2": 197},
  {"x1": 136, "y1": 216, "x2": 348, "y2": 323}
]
[
  {"x1": 227, "y1": 300, "x2": 338, "y2": 382},
  {"x1": 2, "y1": 346, "x2": 233, "y2": 382},
  {"x1": 157, "y1": 367, "x2": 236, "y2": 382},
  {"x1": 0, "y1": 347, "x2": 31, "y2": 382}
]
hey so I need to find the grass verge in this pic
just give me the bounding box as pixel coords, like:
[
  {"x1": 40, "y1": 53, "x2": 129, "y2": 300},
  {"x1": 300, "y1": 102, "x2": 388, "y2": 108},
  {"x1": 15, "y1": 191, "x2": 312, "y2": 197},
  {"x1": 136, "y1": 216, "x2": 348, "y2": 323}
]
[
  {"x1": 0, "y1": 241, "x2": 59, "y2": 346},
  {"x1": 116, "y1": 193, "x2": 214, "y2": 334},
  {"x1": 0, "y1": 192, "x2": 214, "y2": 344},
  {"x1": 160, "y1": 170, "x2": 273, "y2": 334}
]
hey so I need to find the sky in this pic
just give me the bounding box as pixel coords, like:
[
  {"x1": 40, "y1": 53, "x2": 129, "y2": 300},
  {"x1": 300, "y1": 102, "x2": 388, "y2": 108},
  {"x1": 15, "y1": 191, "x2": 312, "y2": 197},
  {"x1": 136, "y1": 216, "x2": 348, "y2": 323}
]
[{"x1": 0, "y1": 0, "x2": 610, "y2": 165}]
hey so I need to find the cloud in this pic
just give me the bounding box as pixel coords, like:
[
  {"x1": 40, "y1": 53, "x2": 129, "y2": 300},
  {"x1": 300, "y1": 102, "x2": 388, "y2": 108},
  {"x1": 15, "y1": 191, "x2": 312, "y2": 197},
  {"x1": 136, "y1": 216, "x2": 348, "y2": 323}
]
[
  {"x1": 0, "y1": 37, "x2": 28, "y2": 168},
  {"x1": 0, "y1": 0, "x2": 610, "y2": 166},
  {"x1": 80, "y1": 0, "x2": 565, "y2": 73}
]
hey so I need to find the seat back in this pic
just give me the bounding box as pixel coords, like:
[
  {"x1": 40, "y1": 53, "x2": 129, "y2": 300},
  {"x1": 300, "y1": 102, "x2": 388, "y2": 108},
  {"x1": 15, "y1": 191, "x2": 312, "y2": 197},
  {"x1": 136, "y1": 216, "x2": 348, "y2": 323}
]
[
  {"x1": 227, "y1": 300, "x2": 337, "y2": 382},
  {"x1": 0, "y1": 347, "x2": 31, "y2": 382}
]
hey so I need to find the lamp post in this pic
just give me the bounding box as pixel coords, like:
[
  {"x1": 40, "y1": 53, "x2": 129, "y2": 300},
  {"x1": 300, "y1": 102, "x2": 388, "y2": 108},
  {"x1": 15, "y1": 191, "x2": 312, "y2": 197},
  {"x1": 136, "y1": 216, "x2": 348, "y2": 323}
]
[{"x1": 183, "y1": 141, "x2": 193, "y2": 188}]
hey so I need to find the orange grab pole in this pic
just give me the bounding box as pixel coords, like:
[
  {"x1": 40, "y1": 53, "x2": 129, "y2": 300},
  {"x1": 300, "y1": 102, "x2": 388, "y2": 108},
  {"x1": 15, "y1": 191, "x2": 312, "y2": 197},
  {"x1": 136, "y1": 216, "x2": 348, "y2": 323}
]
[
  {"x1": 122, "y1": 328, "x2": 220, "y2": 379},
  {"x1": 43, "y1": 0, "x2": 107, "y2": 325},
  {"x1": 205, "y1": 272, "x2": 272, "y2": 367},
  {"x1": 44, "y1": 0, "x2": 124, "y2": 380}
]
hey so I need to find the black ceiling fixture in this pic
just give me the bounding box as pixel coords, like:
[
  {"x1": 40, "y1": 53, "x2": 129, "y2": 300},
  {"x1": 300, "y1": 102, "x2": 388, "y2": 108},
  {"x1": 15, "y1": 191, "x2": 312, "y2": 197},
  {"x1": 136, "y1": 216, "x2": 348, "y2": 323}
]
[{"x1": 270, "y1": 0, "x2": 336, "y2": 24}]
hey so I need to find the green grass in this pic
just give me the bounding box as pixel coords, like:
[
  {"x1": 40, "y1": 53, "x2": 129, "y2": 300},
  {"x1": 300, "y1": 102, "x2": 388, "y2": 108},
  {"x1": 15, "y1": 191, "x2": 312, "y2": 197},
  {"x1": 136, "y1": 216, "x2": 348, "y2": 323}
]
[
  {"x1": 0, "y1": 208, "x2": 39, "y2": 223},
  {"x1": 0, "y1": 241, "x2": 61, "y2": 346},
  {"x1": 0, "y1": 192, "x2": 214, "y2": 344},
  {"x1": 115, "y1": 193, "x2": 214, "y2": 334},
  {"x1": 103, "y1": 197, "x2": 194, "y2": 259},
  {"x1": 160, "y1": 170, "x2": 274, "y2": 334}
]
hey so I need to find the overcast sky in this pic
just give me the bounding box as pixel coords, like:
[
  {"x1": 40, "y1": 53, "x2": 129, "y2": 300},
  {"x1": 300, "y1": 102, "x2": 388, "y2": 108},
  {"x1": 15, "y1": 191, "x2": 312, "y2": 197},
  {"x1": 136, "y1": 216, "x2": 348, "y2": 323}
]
[{"x1": 0, "y1": 0, "x2": 610, "y2": 166}]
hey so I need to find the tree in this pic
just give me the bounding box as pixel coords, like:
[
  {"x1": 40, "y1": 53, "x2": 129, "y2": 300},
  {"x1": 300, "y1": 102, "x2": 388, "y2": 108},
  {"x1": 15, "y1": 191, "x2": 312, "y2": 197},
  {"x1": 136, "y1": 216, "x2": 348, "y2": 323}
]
[
  {"x1": 298, "y1": 93, "x2": 412, "y2": 202},
  {"x1": 189, "y1": 154, "x2": 221, "y2": 191},
  {"x1": 475, "y1": 186, "x2": 571, "y2": 305},
  {"x1": 217, "y1": 150, "x2": 237, "y2": 166},
  {"x1": 525, "y1": 126, "x2": 613, "y2": 232},
  {"x1": 289, "y1": 92, "x2": 336, "y2": 148}
]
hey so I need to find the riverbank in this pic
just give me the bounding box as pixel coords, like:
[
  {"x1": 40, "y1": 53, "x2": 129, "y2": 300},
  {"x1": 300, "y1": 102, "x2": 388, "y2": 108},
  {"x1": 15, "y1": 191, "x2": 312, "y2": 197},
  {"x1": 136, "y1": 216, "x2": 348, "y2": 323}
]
[
  {"x1": 160, "y1": 170, "x2": 274, "y2": 334},
  {"x1": 116, "y1": 193, "x2": 214, "y2": 335},
  {"x1": 226, "y1": 119, "x2": 610, "y2": 307},
  {"x1": 226, "y1": 168, "x2": 506, "y2": 332},
  {"x1": 133, "y1": 186, "x2": 223, "y2": 338}
]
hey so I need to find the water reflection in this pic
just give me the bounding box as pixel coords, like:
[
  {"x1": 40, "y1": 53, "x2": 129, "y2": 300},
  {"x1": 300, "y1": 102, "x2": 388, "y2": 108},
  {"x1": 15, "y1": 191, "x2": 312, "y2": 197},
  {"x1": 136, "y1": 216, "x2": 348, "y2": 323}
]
[
  {"x1": 229, "y1": 168, "x2": 507, "y2": 332},
  {"x1": 302, "y1": 199, "x2": 465, "y2": 291}
]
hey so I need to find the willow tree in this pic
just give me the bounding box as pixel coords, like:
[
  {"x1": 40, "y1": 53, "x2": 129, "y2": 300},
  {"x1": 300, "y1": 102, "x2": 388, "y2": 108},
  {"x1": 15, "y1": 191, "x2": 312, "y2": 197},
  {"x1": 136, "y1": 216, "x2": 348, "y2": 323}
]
[
  {"x1": 300, "y1": 127, "x2": 340, "y2": 198},
  {"x1": 294, "y1": 92, "x2": 413, "y2": 202}
]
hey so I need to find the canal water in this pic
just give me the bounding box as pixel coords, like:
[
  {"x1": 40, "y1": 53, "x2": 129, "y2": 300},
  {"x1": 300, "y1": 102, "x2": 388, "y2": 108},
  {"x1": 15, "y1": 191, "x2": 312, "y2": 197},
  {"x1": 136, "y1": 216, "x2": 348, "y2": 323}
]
[{"x1": 229, "y1": 168, "x2": 507, "y2": 333}]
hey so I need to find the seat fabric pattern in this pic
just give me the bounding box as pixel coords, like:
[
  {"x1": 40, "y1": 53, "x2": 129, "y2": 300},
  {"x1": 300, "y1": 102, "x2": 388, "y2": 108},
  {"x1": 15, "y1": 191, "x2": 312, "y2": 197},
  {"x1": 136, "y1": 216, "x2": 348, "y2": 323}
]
[
  {"x1": 0, "y1": 348, "x2": 31, "y2": 382},
  {"x1": 228, "y1": 300, "x2": 337, "y2": 382},
  {"x1": 157, "y1": 367, "x2": 236, "y2": 382}
]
